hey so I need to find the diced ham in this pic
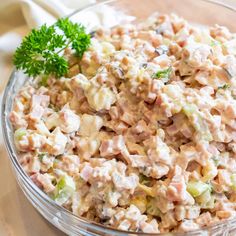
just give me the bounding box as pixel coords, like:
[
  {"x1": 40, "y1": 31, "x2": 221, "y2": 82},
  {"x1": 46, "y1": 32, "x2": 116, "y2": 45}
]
[
  {"x1": 75, "y1": 136, "x2": 100, "y2": 160},
  {"x1": 29, "y1": 105, "x2": 44, "y2": 121},
  {"x1": 178, "y1": 220, "x2": 199, "y2": 232},
  {"x1": 59, "y1": 106, "x2": 80, "y2": 133},
  {"x1": 55, "y1": 155, "x2": 80, "y2": 175},
  {"x1": 79, "y1": 114, "x2": 103, "y2": 136},
  {"x1": 31, "y1": 94, "x2": 50, "y2": 108},
  {"x1": 216, "y1": 210, "x2": 236, "y2": 219},
  {"x1": 28, "y1": 95, "x2": 49, "y2": 122},
  {"x1": 195, "y1": 212, "x2": 212, "y2": 227},
  {"x1": 46, "y1": 127, "x2": 67, "y2": 155},
  {"x1": 17, "y1": 133, "x2": 46, "y2": 152},
  {"x1": 80, "y1": 164, "x2": 93, "y2": 182},
  {"x1": 9, "y1": 111, "x2": 27, "y2": 129},
  {"x1": 140, "y1": 219, "x2": 160, "y2": 233},
  {"x1": 37, "y1": 173, "x2": 55, "y2": 193},
  {"x1": 112, "y1": 171, "x2": 138, "y2": 193},
  {"x1": 218, "y1": 169, "x2": 232, "y2": 187},
  {"x1": 166, "y1": 166, "x2": 187, "y2": 202},
  {"x1": 100, "y1": 135, "x2": 129, "y2": 158}
]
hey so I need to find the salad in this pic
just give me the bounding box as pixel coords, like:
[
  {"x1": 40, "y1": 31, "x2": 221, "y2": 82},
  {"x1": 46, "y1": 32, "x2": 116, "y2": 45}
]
[{"x1": 9, "y1": 13, "x2": 236, "y2": 233}]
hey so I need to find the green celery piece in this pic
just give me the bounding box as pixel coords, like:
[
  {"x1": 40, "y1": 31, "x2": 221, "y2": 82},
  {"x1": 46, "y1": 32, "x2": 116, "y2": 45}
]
[
  {"x1": 14, "y1": 128, "x2": 27, "y2": 140},
  {"x1": 231, "y1": 174, "x2": 236, "y2": 191},
  {"x1": 54, "y1": 189, "x2": 71, "y2": 205},
  {"x1": 146, "y1": 197, "x2": 162, "y2": 217},
  {"x1": 183, "y1": 104, "x2": 213, "y2": 141},
  {"x1": 54, "y1": 174, "x2": 76, "y2": 205},
  {"x1": 56, "y1": 174, "x2": 75, "y2": 192},
  {"x1": 187, "y1": 181, "x2": 210, "y2": 198}
]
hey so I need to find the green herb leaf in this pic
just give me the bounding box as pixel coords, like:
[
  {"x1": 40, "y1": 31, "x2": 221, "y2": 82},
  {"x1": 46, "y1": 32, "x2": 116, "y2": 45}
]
[
  {"x1": 48, "y1": 103, "x2": 60, "y2": 112},
  {"x1": 14, "y1": 18, "x2": 90, "y2": 78},
  {"x1": 56, "y1": 18, "x2": 91, "y2": 58},
  {"x1": 152, "y1": 67, "x2": 172, "y2": 83},
  {"x1": 38, "y1": 153, "x2": 47, "y2": 162},
  {"x1": 218, "y1": 84, "x2": 230, "y2": 90}
]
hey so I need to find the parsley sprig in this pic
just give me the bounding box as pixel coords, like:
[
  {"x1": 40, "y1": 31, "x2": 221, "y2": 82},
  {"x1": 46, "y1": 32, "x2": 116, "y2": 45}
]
[{"x1": 13, "y1": 18, "x2": 90, "y2": 78}]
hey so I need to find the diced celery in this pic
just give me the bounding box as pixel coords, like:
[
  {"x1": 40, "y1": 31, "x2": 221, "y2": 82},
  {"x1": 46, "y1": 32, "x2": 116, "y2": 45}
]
[
  {"x1": 14, "y1": 128, "x2": 27, "y2": 140},
  {"x1": 57, "y1": 175, "x2": 76, "y2": 192},
  {"x1": 182, "y1": 104, "x2": 213, "y2": 141},
  {"x1": 139, "y1": 174, "x2": 152, "y2": 186},
  {"x1": 54, "y1": 189, "x2": 71, "y2": 205},
  {"x1": 187, "y1": 181, "x2": 210, "y2": 198},
  {"x1": 146, "y1": 197, "x2": 162, "y2": 217},
  {"x1": 54, "y1": 174, "x2": 76, "y2": 205},
  {"x1": 130, "y1": 195, "x2": 147, "y2": 213},
  {"x1": 182, "y1": 104, "x2": 197, "y2": 117},
  {"x1": 231, "y1": 174, "x2": 236, "y2": 191},
  {"x1": 210, "y1": 40, "x2": 222, "y2": 47},
  {"x1": 202, "y1": 195, "x2": 215, "y2": 209},
  {"x1": 163, "y1": 38, "x2": 171, "y2": 46},
  {"x1": 196, "y1": 189, "x2": 215, "y2": 209},
  {"x1": 138, "y1": 183, "x2": 155, "y2": 197},
  {"x1": 195, "y1": 189, "x2": 211, "y2": 204}
]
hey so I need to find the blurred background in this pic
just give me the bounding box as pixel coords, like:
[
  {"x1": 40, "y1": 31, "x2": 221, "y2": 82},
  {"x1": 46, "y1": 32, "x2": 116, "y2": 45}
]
[{"x1": 0, "y1": 0, "x2": 236, "y2": 235}]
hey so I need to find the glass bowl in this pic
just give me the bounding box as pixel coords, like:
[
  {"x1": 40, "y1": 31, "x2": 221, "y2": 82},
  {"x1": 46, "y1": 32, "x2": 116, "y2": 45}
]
[{"x1": 2, "y1": 0, "x2": 236, "y2": 235}]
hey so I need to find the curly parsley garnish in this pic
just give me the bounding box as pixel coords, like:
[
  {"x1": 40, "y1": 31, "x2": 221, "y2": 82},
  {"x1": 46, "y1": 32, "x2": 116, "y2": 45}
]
[{"x1": 13, "y1": 18, "x2": 90, "y2": 78}]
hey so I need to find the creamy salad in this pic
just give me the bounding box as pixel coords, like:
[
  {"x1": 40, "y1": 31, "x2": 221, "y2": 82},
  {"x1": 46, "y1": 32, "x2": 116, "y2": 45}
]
[{"x1": 9, "y1": 13, "x2": 236, "y2": 233}]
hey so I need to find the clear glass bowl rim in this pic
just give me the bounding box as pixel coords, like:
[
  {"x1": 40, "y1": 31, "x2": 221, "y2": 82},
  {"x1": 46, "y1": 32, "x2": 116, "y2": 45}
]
[{"x1": 2, "y1": 0, "x2": 236, "y2": 235}]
